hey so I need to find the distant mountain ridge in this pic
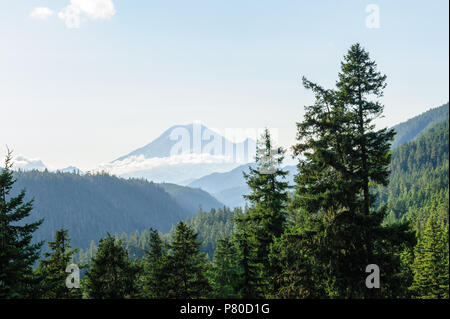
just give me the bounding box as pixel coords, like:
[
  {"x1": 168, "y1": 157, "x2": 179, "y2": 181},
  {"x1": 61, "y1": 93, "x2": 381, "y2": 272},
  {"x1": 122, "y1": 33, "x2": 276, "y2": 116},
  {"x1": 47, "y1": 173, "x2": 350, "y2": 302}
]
[
  {"x1": 188, "y1": 163, "x2": 257, "y2": 195},
  {"x1": 188, "y1": 164, "x2": 298, "y2": 208},
  {"x1": 379, "y1": 117, "x2": 449, "y2": 225},
  {"x1": 391, "y1": 102, "x2": 449, "y2": 148},
  {"x1": 13, "y1": 170, "x2": 224, "y2": 249},
  {"x1": 159, "y1": 182, "x2": 224, "y2": 214}
]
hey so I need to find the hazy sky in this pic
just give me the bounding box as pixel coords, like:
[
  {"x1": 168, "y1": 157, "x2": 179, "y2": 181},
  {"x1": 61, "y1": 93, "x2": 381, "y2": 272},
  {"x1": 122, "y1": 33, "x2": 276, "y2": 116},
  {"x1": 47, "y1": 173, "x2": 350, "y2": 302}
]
[{"x1": 0, "y1": 0, "x2": 448, "y2": 170}]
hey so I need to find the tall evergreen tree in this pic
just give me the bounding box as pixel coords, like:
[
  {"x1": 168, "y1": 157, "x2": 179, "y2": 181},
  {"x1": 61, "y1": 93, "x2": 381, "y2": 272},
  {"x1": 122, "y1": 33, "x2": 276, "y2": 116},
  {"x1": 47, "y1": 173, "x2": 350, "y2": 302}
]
[
  {"x1": 334, "y1": 43, "x2": 415, "y2": 298},
  {"x1": 209, "y1": 237, "x2": 242, "y2": 298},
  {"x1": 270, "y1": 225, "x2": 325, "y2": 298},
  {"x1": 165, "y1": 222, "x2": 210, "y2": 299},
  {"x1": 243, "y1": 128, "x2": 289, "y2": 238},
  {"x1": 233, "y1": 226, "x2": 260, "y2": 299},
  {"x1": 140, "y1": 228, "x2": 168, "y2": 298},
  {"x1": 0, "y1": 150, "x2": 43, "y2": 298},
  {"x1": 237, "y1": 128, "x2": 290, "y2": 296},
  {"x1": 411, "y1": 210, "x2": 449, "y2": 298},
  {"x1": 276, "y1": 43, "x2": 414, "y2": 298},
  {"x1": 84, "y1": 233, "x2": 139, "y2": 299},
  {"x1": 36, "y1": 229, "x2": 82, "y2": 298},
  {"x1": 336, "y1": 43, "x2": 394, "y2": 217}
]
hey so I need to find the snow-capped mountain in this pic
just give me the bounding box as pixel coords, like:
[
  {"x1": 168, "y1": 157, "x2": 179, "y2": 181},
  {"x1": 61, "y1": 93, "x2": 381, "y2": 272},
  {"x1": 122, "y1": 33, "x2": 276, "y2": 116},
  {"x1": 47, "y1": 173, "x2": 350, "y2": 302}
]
[
  {"x1": 11, "y1": 156, "x2": 85, "y2": 175},
  {"x1": 95, "y1": 123, "x2": 257, "y2": 183},
  {"x1": 57, "y1": 166, "x2": 84, "y2": 174},
  {"x1": 13, "y1": 156, "x2": 47, "y2": 171}
]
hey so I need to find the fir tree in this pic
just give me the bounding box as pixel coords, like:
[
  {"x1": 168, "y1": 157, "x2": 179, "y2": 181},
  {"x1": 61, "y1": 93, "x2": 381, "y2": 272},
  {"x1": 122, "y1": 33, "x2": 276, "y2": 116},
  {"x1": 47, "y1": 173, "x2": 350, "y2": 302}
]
[
  {"x1": 36, "y1": 229, "x2": 82, "y2": 298},
  {"x1": 336, "y1": 43, "x2": 394, "y2": 217},
  {"x1": 411, "y1": 210, "x2": 449, "y2": 298},
  {"x1": 84, "y1": 233, "x2": 139, "y2": 299},
  {"x1": 209, "y1": 237, "x2": 241, "y2": 298},
  {"x1": 280, "y1": 43, "x2": 415, "y2": 298},
  {"x1": 270, "y1": 225, "x2": 325, "y2": 298},
  {"x1": 233, "y1": 227, "x2": 260, "y2": 299},
  {"x1": 237, "y1": 128, "x2": 290, "y2": 296},
  {"x1": 140, "y1": 228, "x2": 168, "y2": 298},
  {"x1": 0, "y1": 150, "x2": 43, "y2": 298},
  {"x1": 165, "y1": 222, "x2": 210, "y2": 299},
  {"x1": 334, "y1": 43, "x2": 415, "y2": 298}
]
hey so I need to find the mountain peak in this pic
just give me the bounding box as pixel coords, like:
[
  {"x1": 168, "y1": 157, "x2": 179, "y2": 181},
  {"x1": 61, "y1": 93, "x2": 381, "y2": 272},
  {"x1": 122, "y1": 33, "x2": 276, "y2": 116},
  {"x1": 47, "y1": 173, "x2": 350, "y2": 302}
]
[
  {"x1": 13, "y1": 156, "x2": 47, "y2": 171},
  {"x1": 57, "y1": 166, "x2": 84, "y2": 174},
  {"x1": 114, "y1": 123, "x2": 256, "y2": 162},
  {"x1": 95, "y1": 123, "x2": 257, "y2": 183}
]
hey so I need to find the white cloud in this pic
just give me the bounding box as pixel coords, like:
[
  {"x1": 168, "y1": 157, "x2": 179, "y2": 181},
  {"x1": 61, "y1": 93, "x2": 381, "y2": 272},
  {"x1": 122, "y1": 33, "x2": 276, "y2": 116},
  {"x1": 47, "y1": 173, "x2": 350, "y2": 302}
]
[
  {"x1": 58, "y1": 0, "x2": 116, "y2": 28},
  {"x1": 29, "y1": 7, "x2": 54, "y2": 20},
  {"x1": 94, "y1": 153, "x2": 236, "y2": 176}
]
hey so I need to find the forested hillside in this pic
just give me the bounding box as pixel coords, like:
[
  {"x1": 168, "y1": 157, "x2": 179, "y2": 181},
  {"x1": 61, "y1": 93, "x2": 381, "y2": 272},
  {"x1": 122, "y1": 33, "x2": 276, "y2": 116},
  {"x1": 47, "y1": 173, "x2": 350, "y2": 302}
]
[
  {"x1": 390, "y1": 102, "x2": 448, "y2": 148},
  {"x1": 158, "y1": 183, "x2": 224, "y2": 215},
  {"x1": 13, "y1": 171, "x2": 223, "y2": 249},
  {"x1": 188, "y1": 164, "x2": 298, "y2": 208},
  {"x1": 75, "y1": 206, "x2": 238, "y2": 264},
  {"x1": 175, "y1": 206, "x2": 238, "y2": 258},
  {"x1": 381, "y1": 119, "x2": 449, "y2": 228}
]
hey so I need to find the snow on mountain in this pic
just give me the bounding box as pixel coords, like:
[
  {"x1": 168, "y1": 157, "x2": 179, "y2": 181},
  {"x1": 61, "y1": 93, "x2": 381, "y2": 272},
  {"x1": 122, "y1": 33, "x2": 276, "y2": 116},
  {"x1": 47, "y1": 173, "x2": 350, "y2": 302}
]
[
  {"x1": 57, "y1": 166, "x2": 84, "y2": 174},
  {"x1": 94, "y1": 123, "x2": 258, "y2": 183},
  {"x1": 12, "y1": 156, "x2": 47, "y2": 171}
]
